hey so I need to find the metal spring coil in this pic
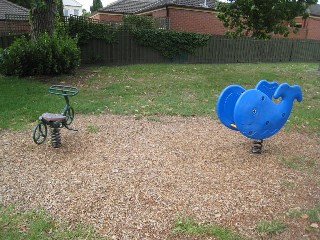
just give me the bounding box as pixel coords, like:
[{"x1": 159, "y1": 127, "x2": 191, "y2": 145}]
[
  {"x1": 50, "y1": 127, "x2": 62, "y2": 148},
  {"x1": 252, "y1": 139, "x2": 263, "y2": 154}
]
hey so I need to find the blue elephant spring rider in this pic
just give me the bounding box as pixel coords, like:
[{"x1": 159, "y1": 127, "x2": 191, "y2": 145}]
[
  {"x1": 216, "y1": 80, "x2": 302, "y2": 154},
  {"x1": 32, "y1": 85, "x2": 78, "y2": 148}
]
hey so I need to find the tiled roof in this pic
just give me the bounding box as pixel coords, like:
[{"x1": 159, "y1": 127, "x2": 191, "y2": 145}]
[
  {"x1": 309, "y1": 4, "x2": 320, "y2": 17},
  {"x1": 63, "y1": 0, "x2": 82, "y2": 7},
  {"x1": 102, "y1": 1, "x2": 320, "y2": 17},
  {"x1": 102, "y1": 0, "x2": 156, "y2": 13},
  {"x1": 102, "y1": 0, "x2": 217, "y2": 14},
  {"x1": 0, "y1": 0, "x2": 29, "y2": 20}
]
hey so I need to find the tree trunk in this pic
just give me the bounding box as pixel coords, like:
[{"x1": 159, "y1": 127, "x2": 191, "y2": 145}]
[
  {"x1": 30, "y1": 0, "x2": 56, "y2": 41},
  {"x1": 57, "y1": 0, "x2": 64, "y2": 19}
]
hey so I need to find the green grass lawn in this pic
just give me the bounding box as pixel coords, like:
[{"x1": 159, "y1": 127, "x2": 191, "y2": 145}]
[
  {"x1": 1, "y1": 62, "x2": 319, "y2": 133},
  {"x1": 0, "y1": 205, "x2": 105, "y2": 240},
  {"x1": 173, "y1": 216, "x2": 245, "y2": 240}
]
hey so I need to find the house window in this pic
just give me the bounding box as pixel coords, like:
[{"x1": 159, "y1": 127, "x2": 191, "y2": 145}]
[
  {"x1": 289, "y1": 22, "x2": 303, "y2": 28},
  {"x1": 74, "y1": 9, "x2": 79, "y2": 16},
  {"x1": 64, "y1": 9, "x2": 69, "y2": 16}
]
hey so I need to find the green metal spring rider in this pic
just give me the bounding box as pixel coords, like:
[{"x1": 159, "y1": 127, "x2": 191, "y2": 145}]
[{"x1": 32, "y1": 85, "x2": 79, "y2": 148}]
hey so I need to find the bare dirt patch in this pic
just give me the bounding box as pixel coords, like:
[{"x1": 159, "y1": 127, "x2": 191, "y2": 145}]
[{"x1": 0, "y1": 115, "x2": 319, "y2": 239}]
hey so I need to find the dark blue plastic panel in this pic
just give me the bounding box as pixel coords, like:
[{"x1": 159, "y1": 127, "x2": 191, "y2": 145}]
[
  {"x1": 255, "y1": 80, "x2": 279, "y2": 99},
  {"x1": 216, "y1": 85, "x2": 245, "y2": 130}
]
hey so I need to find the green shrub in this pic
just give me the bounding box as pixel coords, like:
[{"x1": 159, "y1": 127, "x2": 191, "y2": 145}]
[
  {"x1": 132, "y1": 29, "x2": 210, "y2": 59},
  {"x1": 0, "y1": 36, "x2": 34, "y2": 76},
  {"x1": 0, "y1": 33, "x2": 80, "y2": 77},
  {"x1": 123, "y1": 15, "x2": 155, "y2": 29},
  {"x1": 66, "y1": 15, "x2": 117, "y2": 45}
]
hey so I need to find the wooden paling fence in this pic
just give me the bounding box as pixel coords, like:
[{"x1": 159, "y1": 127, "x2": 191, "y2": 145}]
[
  {"x1": 0, "y1": 35, "x2": 16, "y2": 49},
  {"x1": 1, "y1": 31, "x2": 320, "y2": 64},
  {"x1": 80, "y1": 32, "x2": 320, "y2": 64}
]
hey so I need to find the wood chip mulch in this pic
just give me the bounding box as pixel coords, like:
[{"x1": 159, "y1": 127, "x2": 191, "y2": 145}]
[{"x1": 0, "y1": 115, "x2": 319, "y2": 240}]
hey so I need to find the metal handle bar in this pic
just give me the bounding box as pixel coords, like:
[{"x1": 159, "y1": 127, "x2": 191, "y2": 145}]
[{"x1": 49, "y1": 85, "x2": 79, "y2": 96}]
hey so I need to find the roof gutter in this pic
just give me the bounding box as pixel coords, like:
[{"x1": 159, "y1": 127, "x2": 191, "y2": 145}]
[{"x1": 136, "y1": 3, "x2": 215, "y2": 15}]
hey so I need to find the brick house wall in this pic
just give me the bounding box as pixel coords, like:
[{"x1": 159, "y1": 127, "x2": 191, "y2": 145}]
[
  {"x1": 0, "y1": 21, "x2": 7, "y2": 32},
  {"x1": 0, "y1": 20, "x2": 30, "y2": 35},
  {"x1": 305, "y1": 17, "x2": 320, "y2": 40},
  {"x1": 284, "y1": 17, "x2": 308, "y2": 39},
  {"x1": 167, "y1": 7, "x2": 226, "y2": 35},
  {"x1": 288, "y1": 29, "x2": 308, "y2": 39},
  {"x1": 283, "y1": 16, "x2": 320, "y2": 40},
  {"x1": 91, "y1": 6, "x2": 227, "y2": 35},
  {"x1": 91, "y1": 5, "x2": 320, "y2": 40},
  {"x1": 148, "y1": 8, "x2": 167, "y2": 18},
  {"x1": 91, "y1": 12, "x2": 123, "y2": 22},
  {"x1": 140, "y1": 6, "x2": 227, "y2": 35}
]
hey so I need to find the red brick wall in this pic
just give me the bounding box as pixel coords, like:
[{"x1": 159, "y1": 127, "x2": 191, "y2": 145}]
[
  {"x1": 282, "y1": 17, "x2": 306, "y2": 39},
  {"x1": 288, "y1": 29, "x2": 307, "y2": 39},
  {"x1": 91, "y1": 13, "x2": 123, "y2": 22},
  {"x1": 0, "y1": 21, "x2": 7, "y2": 32},
  {"x1": 168, "y1": 7, "x2": 227, "y2": 35},
  {"x1": 150, "y1": 9, "x2": 167, "y2": 18},
  {"x1": 305, "y1": 17, "x2": 320, "y2": 40},
  {"x1": 91, "y1": 8, "x2": 320, "y2": 40},
  {"x1": 284, "y1": 16, "x2": 320, "y2": 40},
  {"x1": 0, "y1": 20, "x2": 30, "y2": 35}
]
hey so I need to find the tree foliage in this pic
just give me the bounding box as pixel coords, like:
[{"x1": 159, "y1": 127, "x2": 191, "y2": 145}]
[
  {"x1": 90, "y1": 0, "x2": 103, "y2": 12},
  {"x1": 66, "y1": 15, "x2": 117, "y2": 45},
  {"x1": 216, "y1": 0, "x2": 317, "y2": 39},
  {"x1": 123, "y1": 15, "x2": 156, "y2": 29},
  {"x1": 8, "y1": 0, "x2": 31, "y2": 9},
  {"x1": 56, "y1": 0, "x2": 64, "y2": 18},
  {"x1": 132, "y1": 29, "x2": 210, "y2": 59},
  {"x1": 82, "y1": 9, "x2": 91, "y2": 17}
]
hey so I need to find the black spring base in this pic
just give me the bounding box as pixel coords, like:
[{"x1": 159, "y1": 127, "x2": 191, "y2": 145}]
[
  {"x1": 252, "y1": 139, "x2": 263, "y2": 154},
  {"x1": 50, "y1": 127, "x2": 62, "y2": 148}
]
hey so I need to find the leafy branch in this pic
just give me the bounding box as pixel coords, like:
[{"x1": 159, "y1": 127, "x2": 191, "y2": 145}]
[{"x1": 132, "y1": 29, "x2": 210, "y2": 59}]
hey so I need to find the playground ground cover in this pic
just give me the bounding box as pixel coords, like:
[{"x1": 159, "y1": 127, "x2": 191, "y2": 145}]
[{"x1": 0, "y1": 63, "x2": 319, "y2": 239}]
